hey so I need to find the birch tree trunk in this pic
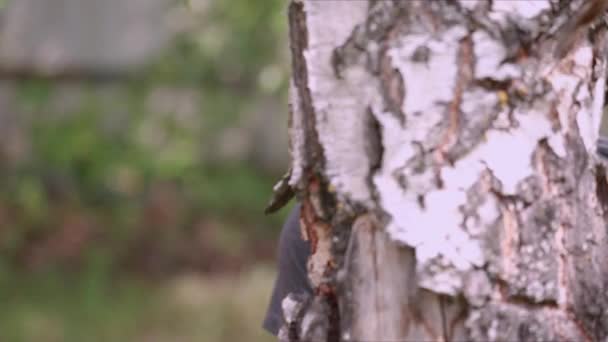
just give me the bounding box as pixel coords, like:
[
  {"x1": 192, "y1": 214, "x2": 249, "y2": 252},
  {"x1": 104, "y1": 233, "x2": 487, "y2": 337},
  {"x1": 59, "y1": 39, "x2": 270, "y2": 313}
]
[{"x1": 280, "y1": 0, "x2": 608, "y2": 341}]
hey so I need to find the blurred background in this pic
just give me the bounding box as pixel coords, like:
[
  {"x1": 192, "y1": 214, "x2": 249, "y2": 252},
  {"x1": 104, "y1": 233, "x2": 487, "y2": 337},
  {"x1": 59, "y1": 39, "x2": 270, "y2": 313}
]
[{"x1": 0, "y1": 0, "x2": 290, "y2": 341}]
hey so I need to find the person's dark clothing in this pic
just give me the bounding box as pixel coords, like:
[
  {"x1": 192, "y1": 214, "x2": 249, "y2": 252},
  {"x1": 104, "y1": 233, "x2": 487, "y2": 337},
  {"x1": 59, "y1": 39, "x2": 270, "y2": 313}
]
[{"x1": 263, "y1": 204, "x2": 313, "y2": 336}]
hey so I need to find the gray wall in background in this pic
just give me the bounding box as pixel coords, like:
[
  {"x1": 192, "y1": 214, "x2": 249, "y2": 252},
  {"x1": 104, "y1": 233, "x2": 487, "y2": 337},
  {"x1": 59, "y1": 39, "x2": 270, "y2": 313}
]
[{"x1": 0, "y1": 0, "x2": 170, "y2": 76}]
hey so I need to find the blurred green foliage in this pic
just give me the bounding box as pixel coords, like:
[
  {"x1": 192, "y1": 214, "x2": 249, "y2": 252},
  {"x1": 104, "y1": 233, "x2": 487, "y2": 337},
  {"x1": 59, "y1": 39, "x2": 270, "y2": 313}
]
[
  {"x1": 0, "y1": 0, "x2": 291, "y2": 275},
  {"x1": 0, "y1": 264, "x2": 276, "y2": 342},
  {"x1": 158, "y1": 0, "x2": 287, "y2": 87},
  {"x1": 0, "y1": 0, "x2": 292, "y2": 339}
]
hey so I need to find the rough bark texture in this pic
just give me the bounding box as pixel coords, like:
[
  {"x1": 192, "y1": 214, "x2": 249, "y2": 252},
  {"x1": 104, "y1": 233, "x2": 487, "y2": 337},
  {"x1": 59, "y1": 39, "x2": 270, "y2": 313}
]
[{"x1": 283, "y1": 0, "x2": 608, "y2": 341}]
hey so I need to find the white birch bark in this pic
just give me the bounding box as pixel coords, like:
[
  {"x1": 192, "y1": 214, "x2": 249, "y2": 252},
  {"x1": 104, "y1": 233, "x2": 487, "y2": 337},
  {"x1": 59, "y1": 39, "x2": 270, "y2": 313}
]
[{"x1": 282, "y1": 0, "x2": 608, "y2": 341}]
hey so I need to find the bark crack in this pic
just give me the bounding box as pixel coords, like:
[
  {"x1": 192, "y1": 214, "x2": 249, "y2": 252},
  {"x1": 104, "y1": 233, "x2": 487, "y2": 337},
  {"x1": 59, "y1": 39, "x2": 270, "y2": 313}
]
[
  {"x1": 364, "y1": 107, "x2": 384, "y2": 207},
  {"x1": 435, "y1": 34, "x2": 475, "y2": 167},
  {"x1": 439, "y1": 295, "x2": 449, "y2": 342}
]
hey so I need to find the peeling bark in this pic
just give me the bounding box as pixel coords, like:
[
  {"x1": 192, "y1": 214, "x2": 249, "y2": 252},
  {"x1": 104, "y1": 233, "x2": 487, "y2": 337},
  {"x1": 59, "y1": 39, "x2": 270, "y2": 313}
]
[{"x1": 283, "y1": 1, "x2": 608, "y2": 341}]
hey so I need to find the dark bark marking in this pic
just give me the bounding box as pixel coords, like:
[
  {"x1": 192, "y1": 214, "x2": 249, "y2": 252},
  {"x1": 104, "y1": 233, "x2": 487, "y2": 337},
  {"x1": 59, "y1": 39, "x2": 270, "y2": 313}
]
[
  {"x1": 473, "y1": 77, "x2": 512, "y2": 92},
  {"x1": 436, "y1": 34, "x2": 475, "y2": 165},
  {"x1": 365, "y1": 107, "x2": 384, "y2": 176},
  {"x1": 548, "y1": 100, "x2": 562, "y2": 132},
  {"x1": 594, "y1": 164, "x2": 608, "y2": 218},
  {"x1": 379, "y1": 49, "x2": 406, "y2": 126},
  {"x1": 417, "y1": 194, "x2": 426, "y2": 210},
  {"x1": 364, "y1": 107, "x2": 384, "y2": 204},
  {"x1": 288, "y1": 1, "x2": 325, "y2": 173},
  {"x1": 553, "y1": 0, "x2": 608, "y2": 59},
  {"x1": 330, "y1": 0, "x2": 407, "y2": 125},
  {"x1": 302, "y1": 198, "x2": 320, "y2": 255}
]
